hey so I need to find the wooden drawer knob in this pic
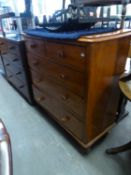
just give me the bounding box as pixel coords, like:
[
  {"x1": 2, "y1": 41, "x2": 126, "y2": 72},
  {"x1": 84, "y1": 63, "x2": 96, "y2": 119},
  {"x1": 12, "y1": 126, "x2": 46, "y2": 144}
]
[
  {"x1": 36, "y1": 96, "x2": 44, "y2": 102},
  {"x1": 57, "y1": 51, "x2": 64, "y2": 58},
  {"x1": 32, "y1": 60, "x2": 38, "y2": 65},
  {"x1": 61, "y1": 116, "x2": 70, "y2": 123},
  {"x1": 80, "y1": 52, "x2": 86, "y2": 58},
  {"x1": 59, "y1": 74, "x2": 66, "y2": 79},
  {"x1": 61, "y1": 95, "x2": 68, "y2": 101},
  {"x1": 30, "y1": 44, "x2": 37, "y2": 48},
  {"x1": 33, "y1": 79, "x2": 42, "y2": 84}
]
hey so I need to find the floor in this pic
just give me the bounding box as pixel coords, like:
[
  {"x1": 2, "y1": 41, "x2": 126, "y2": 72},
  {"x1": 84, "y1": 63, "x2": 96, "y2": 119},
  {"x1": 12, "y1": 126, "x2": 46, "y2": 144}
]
[{"x1": 0, "y1": 74, "x2": 131, "y2": 175}]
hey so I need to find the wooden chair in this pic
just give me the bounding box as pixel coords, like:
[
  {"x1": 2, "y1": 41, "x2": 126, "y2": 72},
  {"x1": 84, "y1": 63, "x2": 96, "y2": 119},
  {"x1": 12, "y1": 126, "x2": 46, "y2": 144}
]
[{"x1": 106, "y1": 73, "x2": 131, "y2": 154}]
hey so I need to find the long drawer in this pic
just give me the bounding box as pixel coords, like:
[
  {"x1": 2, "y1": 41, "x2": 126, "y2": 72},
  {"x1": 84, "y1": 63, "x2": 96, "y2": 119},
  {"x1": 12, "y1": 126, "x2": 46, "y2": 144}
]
[
  {"x1": 33, "y1": 85, "x2": 84, "y2": 140},
  {"x1": 45, "y1": 41, "x2": 86, "y2": 72},
  {"x1": 27, "y1": 53, "x2": 85, "y2": 97},
  {"x1": 31, "y1": 69, "x2": 85, "y2": 121}
]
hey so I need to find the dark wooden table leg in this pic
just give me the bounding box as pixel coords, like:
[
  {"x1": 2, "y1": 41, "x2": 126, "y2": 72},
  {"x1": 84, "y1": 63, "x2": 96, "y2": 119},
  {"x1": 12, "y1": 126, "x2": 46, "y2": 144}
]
[{"x1": 106, "y1": 141, "x2": 131, "y2": 154}]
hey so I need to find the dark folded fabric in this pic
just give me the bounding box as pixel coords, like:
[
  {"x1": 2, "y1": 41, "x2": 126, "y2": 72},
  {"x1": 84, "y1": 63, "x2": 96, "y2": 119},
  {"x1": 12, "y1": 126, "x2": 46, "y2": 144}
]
[{"x1": 25, "y1": 27, "x2": 118, "y2": 40}]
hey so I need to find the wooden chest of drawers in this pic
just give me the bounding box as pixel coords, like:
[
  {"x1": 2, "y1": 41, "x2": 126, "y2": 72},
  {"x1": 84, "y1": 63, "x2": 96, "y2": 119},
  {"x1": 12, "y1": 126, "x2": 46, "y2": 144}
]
[
  {"x1": 24, "y1": 30, "x2": 131, "y2": 148},
  {"x1": 0, "y1": 37, "x2": 33, "y2": 103}
]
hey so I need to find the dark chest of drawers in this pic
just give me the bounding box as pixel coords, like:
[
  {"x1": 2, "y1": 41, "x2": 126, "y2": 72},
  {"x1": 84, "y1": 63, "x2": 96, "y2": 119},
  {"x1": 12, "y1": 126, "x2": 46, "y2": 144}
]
[
  {"x1": 24, "y1": 30, "x2": 131, "y2": 148},
  {"x1": 0, "y1": 37, "x2": 33, "y2": 104}
]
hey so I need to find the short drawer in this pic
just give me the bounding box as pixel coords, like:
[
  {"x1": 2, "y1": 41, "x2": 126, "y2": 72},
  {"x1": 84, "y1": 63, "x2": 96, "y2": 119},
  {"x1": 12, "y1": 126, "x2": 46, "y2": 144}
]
[
  {"x1": 2, "y1": 53, "x2": 22, "y2": 68},
  {"x1": 7, "y1": 43, "x2": 20, "y2": 56},
  {"x1": 31, "y1": 69, "x2": 85, "y2": 121},
  {"x1": 28, "y1": 54, "x2": 85, "y2": 97},
  {"x1": 5, "y1": 63, "x2": 26, "y2": 83},
  {"x1": 6, "y1": 70, "x2": 29, "y2": 99},
  {"x1": 33, "y1": 85, "x2": 84, "y2": 140},
  {"x1": 25, "y1": 38, "x2": 45, "y2": 57},
  {"x1": 45, "y1": 41, "x2": 86, "y2": 72}
]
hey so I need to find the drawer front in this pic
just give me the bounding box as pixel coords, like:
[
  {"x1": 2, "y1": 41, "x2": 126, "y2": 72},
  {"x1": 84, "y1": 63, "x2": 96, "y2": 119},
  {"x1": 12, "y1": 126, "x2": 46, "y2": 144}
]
[
  {"x1": 7, "y1": 43, "x2": 20, "y2": 56},
  {"x1": 28, "y1": 54, "x2": 85, "y2": 97},
  {"x1": 33, "y1": 85, "x2": 84, "y2": 140},
  {"x1": 5, "y1": 63, "x2": 26, "y2": 83},
  {"x1": 6, "y1": 70, "x2": 29, "y2": 99},
  {"x1": 31, "y1": 69, "x2": 85, "y2": 121},
  {"x1": 45, "y1": 41, "x2": 86, "y2": 72},
  {"x1": 2, "y1": 53, "x2": 22, "y2": 67},
  {"x1": 25, "y1": 38, "x2": 45, "y2": 56}
]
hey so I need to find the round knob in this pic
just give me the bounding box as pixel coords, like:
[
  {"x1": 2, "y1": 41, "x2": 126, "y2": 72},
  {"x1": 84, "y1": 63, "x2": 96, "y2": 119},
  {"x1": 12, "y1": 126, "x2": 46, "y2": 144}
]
[
  {"x1": 33, "y1": 78, "x2": 42, "y2": 84},
  {"x1": 59, "y1": 74, "x2": 66, "y2": 79},
  {"x1": 80, "y1": 52, "x2": 85, "y2": 58},
  {"x1": 61, "y1": 116, "x2": 70, "y2": 123},
  {"x1": 37, "y1": 96, "x2": 44, "y2": 102},
  {"x1": 30, "y1": 44, "x2": 37, "y2": 48},
  {"x1": 57, "y1": 51, "x2": 64, "y2": 58},
  {"x1": 32, "y1": 60, "x2": 38, "y2": 65},
  {"x1": 61, "y1": 94, "x2": 68, "y2": 101}
]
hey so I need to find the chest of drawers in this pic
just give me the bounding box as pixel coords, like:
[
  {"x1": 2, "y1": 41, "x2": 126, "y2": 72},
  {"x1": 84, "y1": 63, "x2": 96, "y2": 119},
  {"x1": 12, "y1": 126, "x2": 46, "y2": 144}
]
[
  {"x1": 24, "y1": 30, "x2": 131, "y2": 148},
  {"x1": 0, "y1": 37, "x2": 33, "y2": 103}
]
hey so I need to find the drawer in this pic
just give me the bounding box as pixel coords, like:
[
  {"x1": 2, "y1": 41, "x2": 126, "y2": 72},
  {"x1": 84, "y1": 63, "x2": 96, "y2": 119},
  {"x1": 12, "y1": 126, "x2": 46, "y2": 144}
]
[
  {"x1": 33, "y1": 85, "x2": 84, "y2": 140},
  {"x1": 31, "y1": 69, "x2": 85, "y2": 121},
  {"x1": 28, "y1": 54, "x2": 85, "y2": 97},
  {"x1": 6, "y1": 70, "x2": 29, "y2": 99},
  {"x1": 5, "y1": 63, "x2": 26, "y2": 84},
  {"x1": 45, "y1": 41, "x2": 86, "y2": 72},
  {"x1": 7, "y1": 43, "x2": 20, "y2": 56},
  {"x1": 2, "y1": 53, "x2": 22, "y2": 68},
  {"x1": 25, "y1": 38, "x2": 45, "y2": 57},
  {"x1": 6, "y1": 69, "x2": 31, "y2": 101}
]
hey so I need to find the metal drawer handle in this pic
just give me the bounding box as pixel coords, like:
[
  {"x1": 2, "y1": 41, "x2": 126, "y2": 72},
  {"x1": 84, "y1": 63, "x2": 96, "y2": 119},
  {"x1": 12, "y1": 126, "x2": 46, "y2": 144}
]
[
  {"x1": 19, "y1": 85, "x2": 24, "y2": 89},
  {"x1": 12, "y1": 58, "x2": 19, "y2": 62},
  {"x1": 8, "y1": 75, "x2": 13, "y2": 78},
  {"x1": 5, "y1": 63, "x2": 10, "y2": 66},
  {"x1": 9, "y1": 46, "x2": 15, "y2": 50},
  {"x1": 61, "y1": 116, "x2": 70, "y2": 123},
  {"x1": 80, "y1": 52, "x2": 86, "y2": 58},
  {"x1": 16, "y1": 71, "x2": 22, "y2": 75},
  {"x1": 2, "y1": 52, "x2": 7, "y2": 55}
]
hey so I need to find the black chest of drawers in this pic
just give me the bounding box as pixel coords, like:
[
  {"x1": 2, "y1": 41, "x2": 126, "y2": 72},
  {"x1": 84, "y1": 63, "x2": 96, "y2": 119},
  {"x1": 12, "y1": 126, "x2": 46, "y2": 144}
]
[{"x1": 0, "y1": 37, "x2": 33, "y2": 104}]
